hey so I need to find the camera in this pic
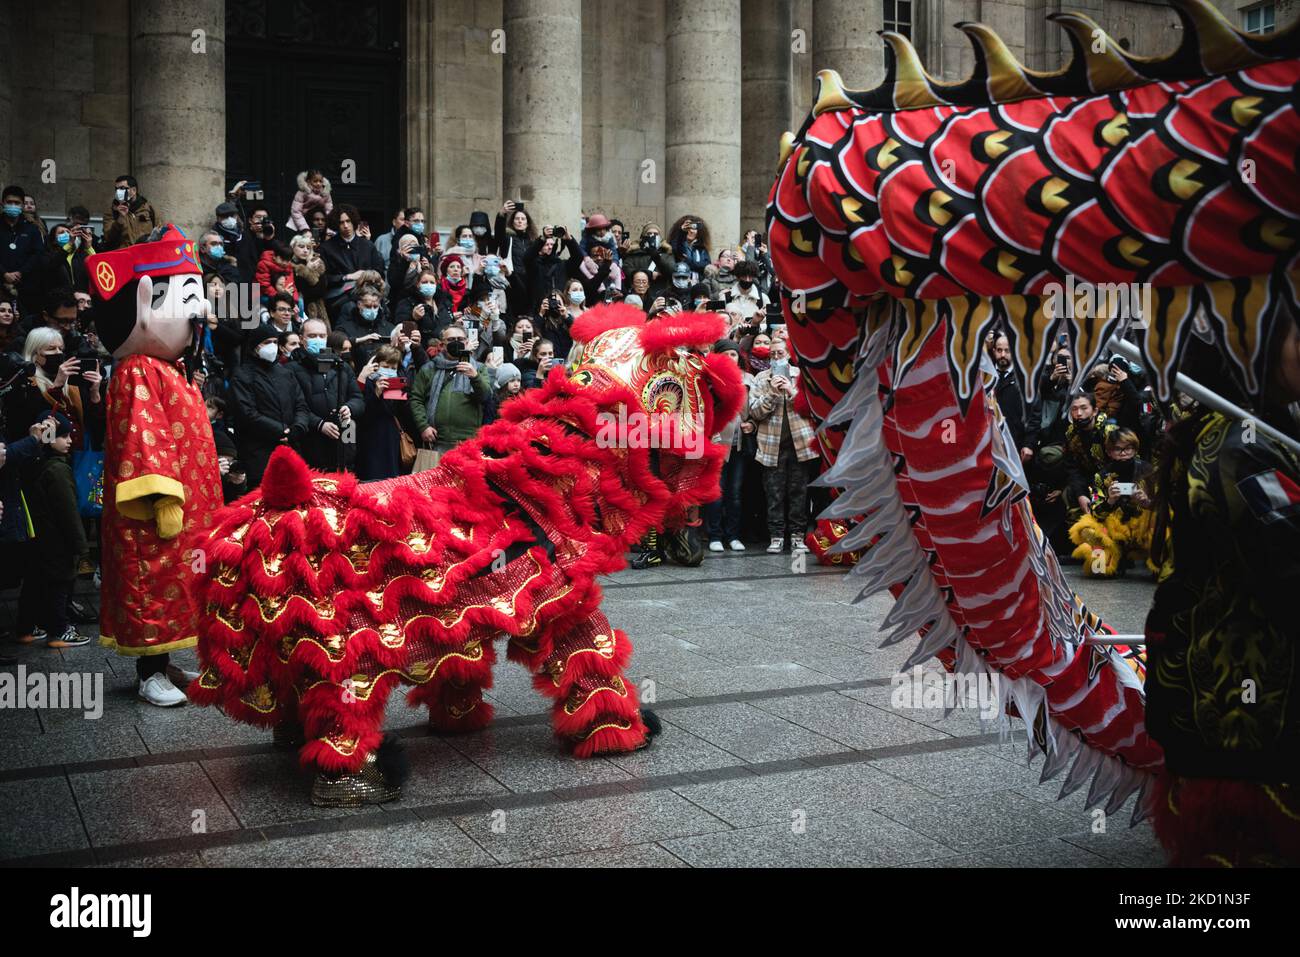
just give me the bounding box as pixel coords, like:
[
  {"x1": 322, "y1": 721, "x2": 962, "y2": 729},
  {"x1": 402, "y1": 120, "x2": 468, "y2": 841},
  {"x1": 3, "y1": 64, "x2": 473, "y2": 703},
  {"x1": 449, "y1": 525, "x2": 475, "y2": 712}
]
[
  {"x1": 515, "y1": 201, "x2": 526, "y2": 212},
  {"x1": 553, "y1": 226, "x2": 566, "y2": 239}
]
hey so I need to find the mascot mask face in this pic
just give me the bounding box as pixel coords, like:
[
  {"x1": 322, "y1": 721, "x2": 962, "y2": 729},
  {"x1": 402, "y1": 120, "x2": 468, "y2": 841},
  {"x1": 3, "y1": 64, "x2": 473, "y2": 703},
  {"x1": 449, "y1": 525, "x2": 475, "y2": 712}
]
[{"x1": 86, "y1": 225, "x2": 207, "y2": 362}]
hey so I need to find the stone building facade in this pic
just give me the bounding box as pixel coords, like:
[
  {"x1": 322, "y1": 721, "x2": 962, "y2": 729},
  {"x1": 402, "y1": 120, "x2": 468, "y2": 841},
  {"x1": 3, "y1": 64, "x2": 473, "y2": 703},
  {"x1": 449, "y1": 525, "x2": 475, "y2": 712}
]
[{"x1": 0, "y1": 0, "x2": 1293, "y2": 248}]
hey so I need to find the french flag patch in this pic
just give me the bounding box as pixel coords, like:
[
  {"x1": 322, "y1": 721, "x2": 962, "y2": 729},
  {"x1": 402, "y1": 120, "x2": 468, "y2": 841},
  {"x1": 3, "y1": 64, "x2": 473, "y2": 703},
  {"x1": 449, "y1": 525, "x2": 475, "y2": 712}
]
[{"x1": 1237, "y1": 469, "x2": 1300, "y2": 525}]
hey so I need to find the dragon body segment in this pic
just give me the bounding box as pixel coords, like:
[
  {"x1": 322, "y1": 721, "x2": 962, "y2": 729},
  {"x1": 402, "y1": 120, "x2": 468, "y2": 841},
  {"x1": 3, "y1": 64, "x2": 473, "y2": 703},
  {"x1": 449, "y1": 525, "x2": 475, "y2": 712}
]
[{"x1": 769, "y1": 0, "x2": 1298, "y2": 818}]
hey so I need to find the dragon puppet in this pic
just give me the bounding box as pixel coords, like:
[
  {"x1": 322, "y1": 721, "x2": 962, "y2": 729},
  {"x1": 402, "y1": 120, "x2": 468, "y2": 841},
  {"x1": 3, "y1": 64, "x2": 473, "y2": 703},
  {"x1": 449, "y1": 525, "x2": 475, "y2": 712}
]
[
  {"x1": 188, "y1": 305, "x2": 743, "y2": 805},
  {"x1": 768, "y1": 0, "x2": 1299, "y2": 859}
]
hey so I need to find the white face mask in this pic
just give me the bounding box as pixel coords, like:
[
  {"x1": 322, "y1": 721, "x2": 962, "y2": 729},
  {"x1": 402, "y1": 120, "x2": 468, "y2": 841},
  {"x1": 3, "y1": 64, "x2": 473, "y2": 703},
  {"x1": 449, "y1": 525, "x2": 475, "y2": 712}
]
[
  {"x1": 256, "y1": 342, "x2": 279, "y2": 363},
  {"x1": 115, "y1": 188, "x2": 128, "y2": 202}
]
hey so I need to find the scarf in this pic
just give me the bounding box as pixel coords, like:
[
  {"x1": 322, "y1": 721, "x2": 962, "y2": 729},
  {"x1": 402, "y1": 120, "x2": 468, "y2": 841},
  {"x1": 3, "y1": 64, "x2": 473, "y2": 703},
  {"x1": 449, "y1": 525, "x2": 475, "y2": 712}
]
[
  {"x1": 424, "y1": 352, "x2": 476, "y2": 427},
  {"x1": 440, "y1": 276, "x2": 466, "y2": 311}
]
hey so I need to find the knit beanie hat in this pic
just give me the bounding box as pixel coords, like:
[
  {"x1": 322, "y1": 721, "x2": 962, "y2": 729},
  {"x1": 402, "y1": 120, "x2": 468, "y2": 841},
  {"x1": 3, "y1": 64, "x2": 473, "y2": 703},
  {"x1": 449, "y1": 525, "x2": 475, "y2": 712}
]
[{"x1": 495, "y1": 363, "x2": 521, "y2": 390}]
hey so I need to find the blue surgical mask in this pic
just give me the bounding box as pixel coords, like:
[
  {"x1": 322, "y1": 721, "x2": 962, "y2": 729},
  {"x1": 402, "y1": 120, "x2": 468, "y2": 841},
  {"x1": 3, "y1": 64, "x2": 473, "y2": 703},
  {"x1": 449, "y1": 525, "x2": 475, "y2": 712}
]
[
  {"x1": 360, "y1": 306, "x2": 379, "y2": 322},
  {"x1": 407, "y1": 252, "x2": 420, "y2": 262},
  {"x1": 418, "y1": 282, "x2": 436, "y2": 298},
  {"x1": 411, "y1": 222, "x2": 425, "y2": 235},
  {"x1": 374, "y1": 367, "x2": 397, "y2": 380},
  {"x1": 220, "y1": 216, "x2": 238, "y2": 230},
  {"x1": 305, "y1": 337, "x2": 326, "y2": 354},
  {"x1": 2, "y1": 204, "x2": 20, "y2": 218},
  {"x1": 56, "y1": 233, "x2": 72, "y2": 247},
  {"x1": 569, "y1": 290, "x2": 585, "y2": 305},
  {"x1": 459, "y1": 237, "x2": 475, "y2": 250},
  {"x1": 208, "y1": 244, "x2": 225, "y2": 259},
  {"x1": 486, "y1": 265, "x2": 500, "y2": 277}
]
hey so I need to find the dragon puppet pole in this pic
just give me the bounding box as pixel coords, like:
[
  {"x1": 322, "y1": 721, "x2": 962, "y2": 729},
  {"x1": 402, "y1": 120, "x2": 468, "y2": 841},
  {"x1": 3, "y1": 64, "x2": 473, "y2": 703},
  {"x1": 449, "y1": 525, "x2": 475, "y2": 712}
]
[{"x1": 1107, "y1": 338, "x2": 1300, "y2": 458}]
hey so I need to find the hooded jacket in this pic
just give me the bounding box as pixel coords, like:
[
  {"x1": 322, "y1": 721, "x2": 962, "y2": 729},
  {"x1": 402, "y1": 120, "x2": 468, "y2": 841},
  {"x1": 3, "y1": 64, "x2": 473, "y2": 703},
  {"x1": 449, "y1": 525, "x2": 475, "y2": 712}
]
[{"x1": 287, "y1": 172, "x2": 333, "y2": 233}]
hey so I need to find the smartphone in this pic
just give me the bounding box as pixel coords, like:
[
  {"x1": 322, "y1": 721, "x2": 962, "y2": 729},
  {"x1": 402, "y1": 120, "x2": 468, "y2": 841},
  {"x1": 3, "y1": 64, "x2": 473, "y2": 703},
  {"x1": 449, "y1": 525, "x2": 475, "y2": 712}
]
[
  {"x1": 465, "y1": 321, "x2": 480, "y2": 351},
  {"x1": 490, "y1": 346, "x2": 504, "y2": 365},
  {"x1": 515, "y1": 202, "x2": 525, "y2": 212},
  {"x1": 764, "y1": 302, "x2": 783, "y2": 318},
  {"x1": 381, "y1": 377, "x2": 408, "y2": 401},
  {"x1": 706, "y1": 299, "x2": 726, "y2": 311},
  {"x1": 770, "y1": 359, "x2": 791, "y2": 379}
]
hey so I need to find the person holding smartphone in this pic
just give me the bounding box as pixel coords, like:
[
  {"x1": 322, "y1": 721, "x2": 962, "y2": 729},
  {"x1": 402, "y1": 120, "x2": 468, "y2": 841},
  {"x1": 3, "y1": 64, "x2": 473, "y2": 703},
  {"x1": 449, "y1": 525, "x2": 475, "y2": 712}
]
[
  {"x1": 748, "y1": 339, "x2": 819, "y2": 554},
  {"x1": 1067, "y1": 427, "x2": 1154, "y2": 577},
  {"x1": 518, "y1": 337, "x2": 557, "y2": 390}
]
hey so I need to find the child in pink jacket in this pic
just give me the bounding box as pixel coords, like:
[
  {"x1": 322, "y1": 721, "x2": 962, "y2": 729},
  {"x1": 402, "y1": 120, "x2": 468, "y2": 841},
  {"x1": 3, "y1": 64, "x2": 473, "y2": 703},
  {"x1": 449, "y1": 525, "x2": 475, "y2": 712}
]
[{"x1": 287, "y1": 169, "x2": 333, "y2": 233}]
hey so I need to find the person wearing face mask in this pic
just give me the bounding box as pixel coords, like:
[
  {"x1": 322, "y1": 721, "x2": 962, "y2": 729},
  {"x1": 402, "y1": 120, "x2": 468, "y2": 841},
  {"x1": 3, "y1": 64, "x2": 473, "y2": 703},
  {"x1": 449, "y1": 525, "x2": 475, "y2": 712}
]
[
  {"x1": 335, "y1": 286, "x2": 395, "y2": 368},
  {"x1": 32, "y1": 224, "x2": 91, "y2": 302},
  {"x1": 706, "y1": 246, "x2": 741, "y2": 298},
  {"x1": 409, "y1": 324, "x2": 491, "y2": 455},
  {"x1": 229, "y1": 324, "x2": 311, "y2": 487},
  {"x1": 536, "y1": 280, "x2": 584, "y2": 358},
  {"x1": 468, "y1": 210, "x2": 494, "y2": 255},
  {"x1": 748, "y1": 338, "x2": 818, "y2": 554},
  {"x1": 436, "y1": 252, "x2": 473, "y2": 316},
  {"x1": 459, "y1": 285, "x2": 508, "y2": 363},
  {"x1": 101, "y1": 175, "x2": 158, "y2": 251},
  {"x1": 353, "y1": 344, "x2": 414, "y2": 481},
  {"x1": 212, "y1": 200, "x2": 260, "y2": 285},
  {"x1": 668, "y1": 261, "x2": 694, "y2": 302},
  {"x1": 740, "y1": 229, "x2": 774, "y2": 295},
  {"x1": 480, "y1": 252, "x2": 513, "y2": 316},
  {"x1": 199, "y1": 230, "x2": 241, "y2": 285},
  {"x1": 721, "y1": 259, "x2": 768, "y2": 320},
  {"x1": 374, "y1": 208, "x2": 406, "y2": 264},
  {"x1": 290, "y1": 318, "x2": 365, "y2": 471},
  {"x1": 622, "y1": 224, "x2": 675, "y2": 292},
  {"x1": 8, "y1": 325, "x2": 102, "y2": 448},
  {"x1": 1, "y1": 185, "x2": 44, "y2": 305},
  {"x1": 448, "y1": 225, "x2": 485, "y2": 278}
]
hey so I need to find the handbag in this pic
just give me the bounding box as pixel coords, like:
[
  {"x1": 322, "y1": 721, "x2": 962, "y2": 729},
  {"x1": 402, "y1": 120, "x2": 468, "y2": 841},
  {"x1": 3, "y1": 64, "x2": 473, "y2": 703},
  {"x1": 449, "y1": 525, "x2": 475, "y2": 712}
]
[
  {"x1": 396, "y1": 422, "x2": 416, "y2": 471},
  {"x1": 72, "y1": 432, "x2": 104, "y2": 518},
  {"x1": 412, "y1": 446, "x2": 441, "y2": 473}
]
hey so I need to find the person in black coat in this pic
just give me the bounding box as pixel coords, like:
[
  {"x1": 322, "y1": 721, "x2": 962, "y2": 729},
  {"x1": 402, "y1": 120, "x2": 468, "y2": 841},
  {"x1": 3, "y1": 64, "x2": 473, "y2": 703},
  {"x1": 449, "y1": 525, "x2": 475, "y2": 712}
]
[
  {"x1": 335, "y1": 286, "x2": 395, "y2": 368},
  {"x1": 213, "y1": 201, "x2": 261, "y2": 286},
  {"x1": 290, "y1": 318, "x2": 366, "y2": 472},
  {"x1": 319, "y1": 204, "x2": 384, "y2": 318},
  {"x1": 229, "y1": 325, "x2": 311, "y2": 487},
  {"x1": 30, "y1": 225, "x2": 91, "y2": 301},
  {"x1": 990, "y1": 333, "x2": 1028, "y2": 454}
]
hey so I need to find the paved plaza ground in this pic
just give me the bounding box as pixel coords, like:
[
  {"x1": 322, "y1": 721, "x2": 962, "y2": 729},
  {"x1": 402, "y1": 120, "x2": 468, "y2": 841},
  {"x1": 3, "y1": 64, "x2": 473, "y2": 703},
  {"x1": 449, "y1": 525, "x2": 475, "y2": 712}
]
[{"x1": 0, "y1": 552, "x2": 1167, "y2": 868}]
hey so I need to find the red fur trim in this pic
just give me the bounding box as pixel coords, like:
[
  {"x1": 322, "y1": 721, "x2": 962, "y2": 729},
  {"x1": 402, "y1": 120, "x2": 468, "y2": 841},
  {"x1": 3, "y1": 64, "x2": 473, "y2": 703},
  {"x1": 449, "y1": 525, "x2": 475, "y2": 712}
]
[
  {"x1": 259, "y1": 446, "x2": 316, "y2": 509},
  {"x1": 550, "y1": 680, "x2": 641, "y2": 737},
  {"x1": 570, "y1": 302, "x2": 646, "y2": 343},
  {"x1": 571, "y1": 713, "x2": 648, "y2": 758},
  {"x1": 639, "y1": 311, "x2": 727, "y2": 352},
  {"x1": 702, "y1": 352, "x2": 745, "y2": 435}
]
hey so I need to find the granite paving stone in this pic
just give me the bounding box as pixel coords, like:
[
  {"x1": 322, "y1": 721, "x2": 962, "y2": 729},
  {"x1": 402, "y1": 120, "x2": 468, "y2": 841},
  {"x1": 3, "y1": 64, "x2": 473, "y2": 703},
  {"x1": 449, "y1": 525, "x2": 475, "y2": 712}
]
[
  {"x1": 70, "y1": 763, "x2": 241, "y2": 847},
  {"x1": 658, "y1": 701, "x2": 844, "y2": 764},
  {"x1": 201, "y1": 819, "x2": 498, "y2": 867},
  {"x1": 0, "y1": 775, "x2": 89, "y2": 860}
]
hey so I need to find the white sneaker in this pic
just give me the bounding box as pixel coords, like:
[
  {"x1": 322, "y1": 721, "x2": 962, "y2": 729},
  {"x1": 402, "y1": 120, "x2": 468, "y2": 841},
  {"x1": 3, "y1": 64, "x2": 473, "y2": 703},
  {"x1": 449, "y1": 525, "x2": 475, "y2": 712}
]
[
  {"x1": 729, "y1": 540, "x2": 746, "y2": 552},
  {"x1": 767, "y1": 537, "x2": 784, "y2": 554},
  {"x1": 793, "y1": 539, "x2": 809, "y2": 553},
  {"x1": 166, "y1": 663, "x2": 200, "y2": 687},
  {"x1": 138, "y1": 673, "x2": 187, "y2": 707},
  {"x1": 708, "y1": 540, "x2": 725, "y2": 553}
]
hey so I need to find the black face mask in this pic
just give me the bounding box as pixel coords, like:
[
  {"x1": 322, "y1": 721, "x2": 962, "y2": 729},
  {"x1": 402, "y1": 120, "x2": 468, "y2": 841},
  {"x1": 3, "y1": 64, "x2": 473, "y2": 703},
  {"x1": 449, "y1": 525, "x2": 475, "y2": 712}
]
[{"x1": 738, "y1": 280, "x2": 753, "y2": 289}]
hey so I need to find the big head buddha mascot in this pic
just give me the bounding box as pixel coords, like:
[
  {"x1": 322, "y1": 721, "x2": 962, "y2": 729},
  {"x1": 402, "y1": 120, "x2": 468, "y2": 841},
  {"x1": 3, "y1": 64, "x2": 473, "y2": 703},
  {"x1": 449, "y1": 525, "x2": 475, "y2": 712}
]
[{"x1": 87, "y1": 226, "x2": 223, "y2": 706}]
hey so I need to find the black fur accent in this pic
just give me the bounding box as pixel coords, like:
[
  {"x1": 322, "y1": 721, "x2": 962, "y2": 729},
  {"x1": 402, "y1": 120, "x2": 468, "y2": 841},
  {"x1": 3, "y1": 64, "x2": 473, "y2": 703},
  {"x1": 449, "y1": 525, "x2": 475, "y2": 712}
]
[
  {"x1": 641, "y1": 707, "x2": 662, "y2": 738},
  {"x1": 375, "y1": 734, "x2": 411, "y2": 785}
]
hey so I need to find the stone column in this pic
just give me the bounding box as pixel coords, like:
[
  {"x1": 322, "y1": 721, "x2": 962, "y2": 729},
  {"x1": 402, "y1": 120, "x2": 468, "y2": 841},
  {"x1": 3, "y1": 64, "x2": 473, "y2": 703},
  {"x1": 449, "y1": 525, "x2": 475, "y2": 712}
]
[
  {"x1": 404, "y1": 0, "x2": 436, "y2": 214},
  {"x1": 502, "y1": 0, "x2": 582, "y2": 229},
  {"x1": 811, "y1": 0, "x2": 884, "y2": 89},
  {"x1": 130, "y1": 0, "x2": 225, "y2": 241},
  {"x1": 666, "y1": 0, "x2": 742, "y2": 247},
  {"x1": 742, "y1": 0, "x2": 793, "y2": 238},
  {"x1": 0, "y1": 0, "x2": 12, "y2": 187}
]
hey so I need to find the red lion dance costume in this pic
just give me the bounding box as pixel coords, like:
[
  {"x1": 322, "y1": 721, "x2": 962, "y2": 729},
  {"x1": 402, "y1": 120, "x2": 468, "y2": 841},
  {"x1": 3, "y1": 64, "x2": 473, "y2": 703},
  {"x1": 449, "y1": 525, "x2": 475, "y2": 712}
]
[
  {"x1": 770, "y1": 0, "x2": 1298, "y2": 864},
  {"x1": 189, "y1": 305, "x2": 742, "y2": 805}
]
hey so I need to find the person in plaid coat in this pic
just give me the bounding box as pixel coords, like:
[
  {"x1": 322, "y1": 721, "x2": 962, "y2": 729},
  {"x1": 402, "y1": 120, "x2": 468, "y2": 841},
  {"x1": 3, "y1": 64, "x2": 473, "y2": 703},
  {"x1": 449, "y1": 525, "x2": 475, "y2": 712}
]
[{"x1": 748, "y1": 338, "x2": 818, "y2": 553}]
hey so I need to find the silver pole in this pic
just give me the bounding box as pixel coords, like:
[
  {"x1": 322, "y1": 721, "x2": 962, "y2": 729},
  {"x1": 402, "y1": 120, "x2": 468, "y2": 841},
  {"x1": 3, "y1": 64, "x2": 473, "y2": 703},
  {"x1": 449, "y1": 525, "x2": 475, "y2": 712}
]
[{"x1": 1107, "y1": 339, "x2": 1300, "y2": 457}]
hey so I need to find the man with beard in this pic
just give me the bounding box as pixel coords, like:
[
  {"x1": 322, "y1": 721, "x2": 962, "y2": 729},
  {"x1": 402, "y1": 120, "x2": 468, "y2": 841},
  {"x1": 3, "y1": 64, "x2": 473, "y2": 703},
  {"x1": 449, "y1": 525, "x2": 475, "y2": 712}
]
[{"x1": 989, "y1": 333, "x2": 1027, "y2": 456}]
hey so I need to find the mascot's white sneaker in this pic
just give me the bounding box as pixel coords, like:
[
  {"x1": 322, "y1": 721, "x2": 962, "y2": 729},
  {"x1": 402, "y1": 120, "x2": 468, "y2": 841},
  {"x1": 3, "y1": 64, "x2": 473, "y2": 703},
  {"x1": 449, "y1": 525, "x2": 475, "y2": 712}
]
[
  {"x1": 139, "y1": 673, "x2": 187, "y2": 707},
  {"x1": 166, "y1": 663, "x2": 199, "y2": 687}
]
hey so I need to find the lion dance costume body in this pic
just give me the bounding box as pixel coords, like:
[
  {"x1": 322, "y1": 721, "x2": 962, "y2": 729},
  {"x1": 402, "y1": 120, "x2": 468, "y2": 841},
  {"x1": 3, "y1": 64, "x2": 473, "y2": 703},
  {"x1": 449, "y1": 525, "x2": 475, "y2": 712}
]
[
  {"x1": 189, "y1": 306, "x2": 742, "y2": 805},
  {"x1": 769, "y1": 0, "x2": 1298, "y2": 863}
]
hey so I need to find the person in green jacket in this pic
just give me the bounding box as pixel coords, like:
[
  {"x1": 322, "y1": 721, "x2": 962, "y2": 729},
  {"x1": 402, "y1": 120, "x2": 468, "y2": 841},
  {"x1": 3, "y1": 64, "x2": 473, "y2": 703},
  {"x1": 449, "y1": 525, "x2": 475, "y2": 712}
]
[
  {"x1": 17, "y1": 412, "x2": 90, "y2": 648},
  {"x1": 409, "y1": 322, "x2": 490, "y2": 453}
]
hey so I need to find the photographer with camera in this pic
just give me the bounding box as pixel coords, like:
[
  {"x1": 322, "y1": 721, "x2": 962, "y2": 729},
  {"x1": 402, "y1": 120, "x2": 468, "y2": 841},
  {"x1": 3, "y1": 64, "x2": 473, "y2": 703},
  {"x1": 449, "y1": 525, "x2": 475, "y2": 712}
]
[
  {"x1": 518, "y1": 336, "x2": 558, "y2": 391},
  {"x1": 1068, "y1": 428, "x2": 1155, "y2": 577},
  {"x1": 623, "y1": 224, "x2": 675, "y2": 293},
  {"x1": 7, "y1": 326, "x2": 102, "y2": 448},
  {"x1": 212, "y1": 200, "x2": 261, "y2": 286},
  {"x1": 496, "y1": 200, "x2": 536, "y2": 317},
  {"x1": 523, "y1": 229, "x2": 568, "y2": 307},
  {"x1": 536, "y1": 281, "x2": 583, "y2": 358},
  {"x1": 290, "y1": 318, "x2": 365, "y2": 472},
  {"x1": 409, "y1": 324, "x2": 490, "y2": 456}
]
